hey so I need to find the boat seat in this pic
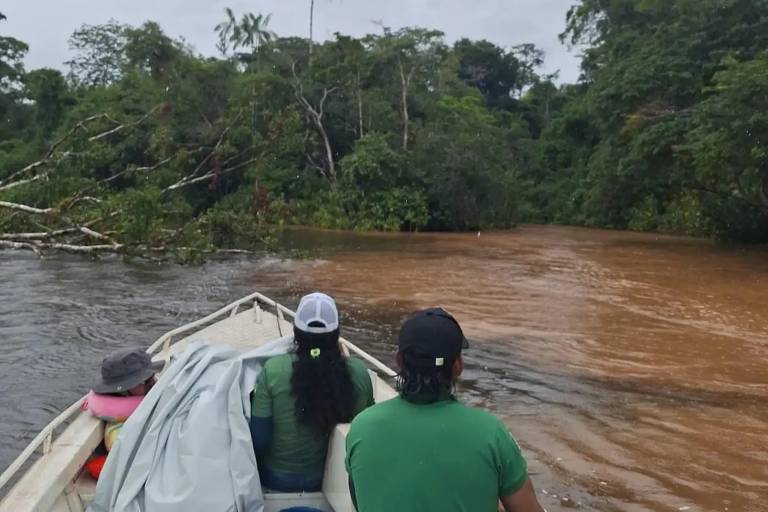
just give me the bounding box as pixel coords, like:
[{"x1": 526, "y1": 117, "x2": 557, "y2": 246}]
[{"x1": 263, "y1": 491, "x2": 332, "y2": 512}]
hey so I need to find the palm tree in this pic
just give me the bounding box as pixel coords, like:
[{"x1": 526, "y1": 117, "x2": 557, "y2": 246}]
[
  {"x1": 216, "y1": 9, "x2": 276, "y2": 67},
  {"x1": 238, "y1": 12, "x2": 276, "y2": 64},
  {"x1": 215, "y1": 8, "x2": 240, "y2": 57}
]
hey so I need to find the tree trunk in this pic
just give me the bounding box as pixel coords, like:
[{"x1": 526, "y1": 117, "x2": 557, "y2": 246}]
[
  {"x1": 398, "y1": 58, "x2": 415, "y2": 151},
  {"x1": 319, "y1": 125, "x2": 336, "y2": 180},
  {"x1": 357, "y1": 71, "x2": 364, "y2": 138},
  {"x1": 292, "y1": 65, "x2": 337, "y2": 180},
  {"x1": 760, "y1": 166, "x2": 768, "y2": 210},
  {"x1": 309, "y1": 0, "x2": 315, "y2": 67},
  {"x1": 251, "y1": 82, "x2": 257, "y2": 139}
]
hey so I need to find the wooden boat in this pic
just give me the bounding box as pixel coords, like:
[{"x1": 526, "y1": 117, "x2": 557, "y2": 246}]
[{"x1": 0, "y1": 292, "x2": 398, "y2": 512}]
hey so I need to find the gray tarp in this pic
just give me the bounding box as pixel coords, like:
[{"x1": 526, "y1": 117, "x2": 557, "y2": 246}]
[{"x1": 88, "y1": 337, "x2": 293, "y2": 512}]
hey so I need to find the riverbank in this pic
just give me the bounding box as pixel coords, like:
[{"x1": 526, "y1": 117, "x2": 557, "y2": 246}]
[{"x1": 0, "y1": 218, "x2": 742, "y2": 264}]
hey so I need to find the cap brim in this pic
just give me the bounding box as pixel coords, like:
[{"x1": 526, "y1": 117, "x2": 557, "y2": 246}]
[{"x1": 462, "y1": 336, "x2": 470, "y2": 349}]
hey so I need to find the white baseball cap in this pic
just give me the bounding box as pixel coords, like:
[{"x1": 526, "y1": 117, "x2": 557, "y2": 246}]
[{"x1": 294, "y1": 292, "x2": 339, "y2": 334}]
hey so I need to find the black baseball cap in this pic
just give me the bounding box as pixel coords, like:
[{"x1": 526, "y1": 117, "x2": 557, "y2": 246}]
[{"x1": 398, "y1": 307, "x2": 469, "y2": 367}]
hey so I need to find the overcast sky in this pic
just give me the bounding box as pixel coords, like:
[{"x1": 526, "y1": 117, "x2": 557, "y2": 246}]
[{"x1": 2, "y1": 0, "x2": 582, "y2": 83}]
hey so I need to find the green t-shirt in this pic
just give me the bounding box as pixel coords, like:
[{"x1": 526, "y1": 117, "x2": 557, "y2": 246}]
[
  {"x1": 251, "y1": 353, "x2": 374, "y2": 477},
  {"x1": 345, "y1": 396, "x2": 528, "y2": 512}
]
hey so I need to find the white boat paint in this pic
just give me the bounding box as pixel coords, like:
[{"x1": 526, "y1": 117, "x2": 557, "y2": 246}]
[{"x1": 0, "y1": 292, "x2": 397, "y2": 512}]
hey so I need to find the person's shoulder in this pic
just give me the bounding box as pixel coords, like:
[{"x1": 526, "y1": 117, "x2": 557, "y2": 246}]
[
  {"x1": 345, "y1": 356, "x2": 367, "y2": 372},
  {"x1": 452, "y1": 402, "x2": 508, "y2": 431},
  {"x1": 347, "y1": 357, "x2": 371, "y2": 382},
  {"x1": 263, "y1": 353, "x2": 294, "y2": 375},
  {"x1": 266, "y1": 352, "x2": 294, "y2": 365},
  {"x1": 350, "y1": 396, "x2": 401, "y2": 427}
]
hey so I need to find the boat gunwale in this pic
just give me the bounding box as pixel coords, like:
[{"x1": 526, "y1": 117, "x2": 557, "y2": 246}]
[{"x1": 0, "y1": 291, "x2": 397, "y2": 497}]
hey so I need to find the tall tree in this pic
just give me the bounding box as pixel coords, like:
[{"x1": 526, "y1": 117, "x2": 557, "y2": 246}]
[
  {"x1": 0, "y1": 36, "x2": 27, "y2": 92},
  {"x1": 309, "y1": 0, "x2": 315, "y2": 64},
  {"x1": 23, "y1": 69, "x2": 72, "y2": 136},
  {"x1": 215, "y1": 8, "x2": 240, "y2": 57},
  {"x1": 0, "y1": 14, "x2": 30, "y2": 142},
  {"x1": 215, "y1": 9, "x2": 275, "y2": 63},
  {"x1": 65, "y1": 20, "x2": 127, "y2": 86},
  {"x1": 292, "y1": 62, "x2": 338, "y2": 181},
  {"x1": 124, "y1": 22, "x2": 182, "y2": 79},
  {"x1": 238, "y1": 13, "x2": 276, "y2": 67},
  {"x1": 373, "y1": 28, "x2": 445, "y2": 150}
]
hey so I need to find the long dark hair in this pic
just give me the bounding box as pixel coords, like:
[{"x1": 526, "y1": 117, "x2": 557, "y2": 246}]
[
  {"x1": 290, "y1": 325, "x2": 357, "y2": 436},
  {"x1": 396, "y1": 351, "x2": 456, "y2": 403}
]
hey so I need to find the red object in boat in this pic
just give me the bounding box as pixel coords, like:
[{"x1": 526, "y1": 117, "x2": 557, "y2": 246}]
[{"x1": 85, "y1": 455, "x2": 107, "y2": 480}]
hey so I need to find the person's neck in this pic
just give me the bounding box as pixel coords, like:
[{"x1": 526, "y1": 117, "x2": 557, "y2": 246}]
[{"x1": 402, "y1": 387, "x2": 454, "y2": 405}]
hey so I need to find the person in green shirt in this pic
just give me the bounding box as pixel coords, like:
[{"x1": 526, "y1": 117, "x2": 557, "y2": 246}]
[
  {"x1": 346, "y1": 308, "x2": 545, "y2": 512},
  {"x1": 250, "y1": 292, "x2": 374, "y2": 492}
]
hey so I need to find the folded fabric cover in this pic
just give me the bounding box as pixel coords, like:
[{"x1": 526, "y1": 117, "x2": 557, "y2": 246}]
[{"x1": 88, "y1": 337, "x2": 293, "y2": 512}]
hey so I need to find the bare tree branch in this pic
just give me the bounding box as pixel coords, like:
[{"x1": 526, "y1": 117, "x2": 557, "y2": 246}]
[
  {"x1": 164, "y1": 157, "x2": 259, "y2": 192},
  {"x1": 46, "y1": 114, "x2": 115, "y2": 157},
  {"x1": 0, "y1": 240, "x2": 41, "y2": 255},
  {"x1": 162, "y1": 112, "x2": 245, "y2": 193},
  {"x1": 79, "y1": 226, "x2": 119, "y2": 247},
  {"x1": 0, "y1": 106, "x2": 161, "y2": 192},
  {"x1": 292, "y1": 61, "x2": 338, "y2": 180},
  {"x1": 0, "y1": 115, "x2": 116, "y2": 189},
  {"x1": 0, "y1": 162, "x2": 47, "y2": 188},
  {"x1": 0, "y1": 175, "x2": 43, "y2": 192},
  {"x1": 222, "y1": 146, "x2": 257, "y2": 168},
  {"x1": 0, "y1": 201, "x2": 55, "y2": 215},
  {"x1": 0, "y1": 228, "x2": 79, "y2": 241},
  {"x1": 88, "y1": 104, "x2": 165, "y2": 143},
  {"x1": 0, "y1": 240, "x2": 123, "y2": 255},
  {"x1": 101, "y1": 157, "x2": 174, "y2": 186},
  {"x1": 306, "y1": 152, "x2": 328, "y2": 179}
]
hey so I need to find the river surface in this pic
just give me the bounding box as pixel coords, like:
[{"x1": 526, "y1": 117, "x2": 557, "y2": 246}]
[{"x1": 1, "y1": 226, "x2": 767, "y2": 511}]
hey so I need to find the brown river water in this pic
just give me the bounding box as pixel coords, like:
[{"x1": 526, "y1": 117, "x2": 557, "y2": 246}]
[{"x1": 1, "y1": 225, "x2": 767, "y2": 511}]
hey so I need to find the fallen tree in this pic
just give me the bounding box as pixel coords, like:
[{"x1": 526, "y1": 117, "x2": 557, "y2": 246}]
[{"x1": 0, "y1": 105, "x2": 268, "y2": 262}]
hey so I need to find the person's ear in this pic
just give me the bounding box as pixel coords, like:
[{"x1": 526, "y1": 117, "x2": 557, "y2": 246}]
[{"x1": 452, "y1": 355, "x2": 464, "y2": 378}]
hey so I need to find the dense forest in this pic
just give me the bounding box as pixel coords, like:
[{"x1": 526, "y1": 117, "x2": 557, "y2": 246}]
[{"x1": 0, "y1": 0, "x2": 766, "y2": 261}]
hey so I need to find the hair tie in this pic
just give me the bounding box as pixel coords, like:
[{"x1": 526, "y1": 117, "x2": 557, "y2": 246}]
[{"x1": 310, "y1": 348, "x2": 321, "y2": 359}]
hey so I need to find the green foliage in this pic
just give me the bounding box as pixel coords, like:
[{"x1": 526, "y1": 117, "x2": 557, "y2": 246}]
[
  {"x1": 336, "y1": 133, "x2": 428, "y2": 230},
  {"x1": 415, "y1": 92, "x2": 519, "y2": 230},
  {"x1": 0, "y1": 35, "x2": 27, "y2": 90},
  {"x1": 65, "y1": 20, "x2": 127, "y2": 86},
  {"x1": 23, "y1": 69, "x2": 73, "y2": 135},
  {"x1": 124, "y1": 22, "x2": 184, "y2": 79},
  {"x1": 531, "y1": 0, "x2": 768, "y2": 242},
  {"x1": 685, "y1": 54, "x2": 768, "y2": 240},
  {"x1": 2, "y1": 3, "x2": 767, "y2": 265}
]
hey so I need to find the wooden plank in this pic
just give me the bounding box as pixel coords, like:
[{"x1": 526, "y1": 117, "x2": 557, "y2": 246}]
[{"x1": 0, "y1": 413, "x2": 102, "y2": 512}]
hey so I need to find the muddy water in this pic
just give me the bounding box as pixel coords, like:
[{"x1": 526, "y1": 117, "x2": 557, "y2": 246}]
[{"x1": 1, "y1": 226, "x2": 767, "y2": 511}]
